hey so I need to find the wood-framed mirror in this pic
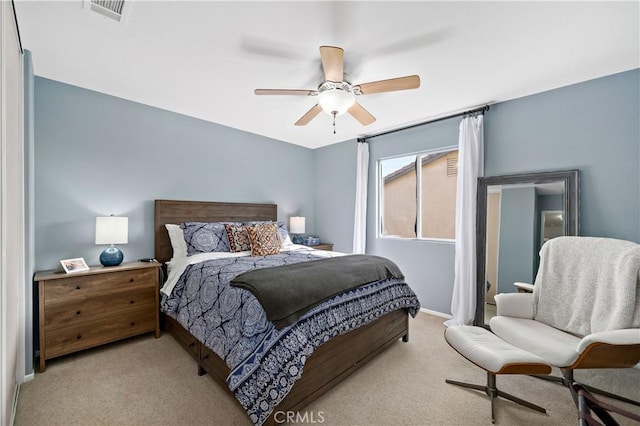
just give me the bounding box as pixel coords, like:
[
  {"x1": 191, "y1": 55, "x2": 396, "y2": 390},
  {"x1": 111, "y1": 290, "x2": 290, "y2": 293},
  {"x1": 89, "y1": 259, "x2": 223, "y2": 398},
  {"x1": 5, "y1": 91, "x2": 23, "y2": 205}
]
[{"x1": 475, "y1": 169, "x2": 580, "y2": 326}]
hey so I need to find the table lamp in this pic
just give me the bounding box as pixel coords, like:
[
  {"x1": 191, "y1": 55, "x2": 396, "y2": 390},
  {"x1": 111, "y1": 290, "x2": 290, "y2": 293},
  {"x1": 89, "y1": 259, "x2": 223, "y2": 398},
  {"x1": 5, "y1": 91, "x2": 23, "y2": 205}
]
[
  {"x1": 95, "y1": 215, "x2": 128, "y2": 266},
  {"x1": 289, "y1": 216, "x2": 305, "y2": 244}
]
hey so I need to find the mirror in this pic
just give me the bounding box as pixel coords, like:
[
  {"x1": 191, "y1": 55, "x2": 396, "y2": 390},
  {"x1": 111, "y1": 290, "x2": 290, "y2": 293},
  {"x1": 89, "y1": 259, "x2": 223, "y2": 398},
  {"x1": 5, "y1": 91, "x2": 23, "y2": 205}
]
[{"x1": 475, "y1": 170, "x2": 579, "y2": 326}]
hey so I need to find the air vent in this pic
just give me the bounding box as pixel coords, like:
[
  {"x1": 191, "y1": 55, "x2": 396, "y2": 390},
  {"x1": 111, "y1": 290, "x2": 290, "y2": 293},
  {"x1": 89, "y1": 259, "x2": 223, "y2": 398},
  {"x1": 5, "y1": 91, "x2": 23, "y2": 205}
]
[
  {"x1": 85, "y1": 0, "x2": 128, "y2": 22},
  {"x1": 446, "y1": 154, "x2": 458, "y2": 177}
]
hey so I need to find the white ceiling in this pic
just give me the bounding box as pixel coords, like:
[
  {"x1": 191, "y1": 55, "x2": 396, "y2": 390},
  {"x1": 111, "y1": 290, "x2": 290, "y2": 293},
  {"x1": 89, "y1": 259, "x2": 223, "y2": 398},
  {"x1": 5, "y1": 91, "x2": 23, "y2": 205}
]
[{"x1": 14, "y1": 1, "x2": 640, "y2": 149}]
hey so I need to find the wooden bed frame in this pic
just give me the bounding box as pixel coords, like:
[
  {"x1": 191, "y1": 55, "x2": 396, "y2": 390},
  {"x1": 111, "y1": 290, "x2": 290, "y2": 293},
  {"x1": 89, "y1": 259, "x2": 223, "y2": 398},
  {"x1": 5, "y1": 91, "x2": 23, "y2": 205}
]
[{"x1": 155, "y1": 199, "x2": 410, "y2": 425}]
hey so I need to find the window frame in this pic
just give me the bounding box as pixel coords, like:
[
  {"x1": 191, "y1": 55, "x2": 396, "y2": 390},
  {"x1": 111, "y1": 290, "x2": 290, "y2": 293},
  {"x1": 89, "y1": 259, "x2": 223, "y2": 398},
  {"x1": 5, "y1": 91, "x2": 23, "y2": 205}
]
[{"x1": 377, "y1": 145, "x2": 459, "y2": 243}]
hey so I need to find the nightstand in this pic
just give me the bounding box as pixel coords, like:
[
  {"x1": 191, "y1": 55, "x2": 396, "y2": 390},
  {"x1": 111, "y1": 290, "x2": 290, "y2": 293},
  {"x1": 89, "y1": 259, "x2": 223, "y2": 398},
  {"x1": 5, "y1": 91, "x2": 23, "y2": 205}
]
[
  {"x1": 312, "y1": 243, "x2": 334, "y2": 251},
  {"x1": 34, "y1": 261, "x2": 162, "y2": 372}
]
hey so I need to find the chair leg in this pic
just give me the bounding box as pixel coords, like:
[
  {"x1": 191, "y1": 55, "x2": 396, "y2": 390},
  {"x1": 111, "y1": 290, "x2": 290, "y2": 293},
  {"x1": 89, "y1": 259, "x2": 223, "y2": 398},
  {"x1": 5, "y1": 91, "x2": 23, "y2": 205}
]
[
  {"x1": 531, "y1": 369, "x2": 640, "y2": 408},
  {"x1": 579, "y1": 382, "x2": 640, "y2": 408},
  {"x1": 573, "y1": 383, "x2": 640, "y2": 426},
  {"x1": 496, "y1": 389, "x2": 547, "y2": 414},
  {"x1": 531, "y1": 373, "x2": 567, "y2": 385},
  {"x1": 446, "y1": 372, "x2": 547, "y2": 423}
]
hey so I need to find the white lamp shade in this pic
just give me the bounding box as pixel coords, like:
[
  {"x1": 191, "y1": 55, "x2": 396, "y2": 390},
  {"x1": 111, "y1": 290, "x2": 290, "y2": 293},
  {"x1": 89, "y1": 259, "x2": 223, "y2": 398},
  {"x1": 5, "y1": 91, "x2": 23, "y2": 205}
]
[
  {"x1": 318, "y1": 89, "x2": 355, "y2": 116},
  {"x1": 289, "y1": 216, "x2": 305, "y2": 234},
  {"x1": 95, "y1": 216, "x2": 128, "y2": 245}
]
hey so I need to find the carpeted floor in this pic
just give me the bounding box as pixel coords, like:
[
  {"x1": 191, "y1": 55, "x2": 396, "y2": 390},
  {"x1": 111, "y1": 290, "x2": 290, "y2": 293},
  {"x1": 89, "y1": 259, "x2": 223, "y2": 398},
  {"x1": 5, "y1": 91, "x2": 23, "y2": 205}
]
[{"x1": 15, "y1": 313, "x2": 640, "y2": 425}]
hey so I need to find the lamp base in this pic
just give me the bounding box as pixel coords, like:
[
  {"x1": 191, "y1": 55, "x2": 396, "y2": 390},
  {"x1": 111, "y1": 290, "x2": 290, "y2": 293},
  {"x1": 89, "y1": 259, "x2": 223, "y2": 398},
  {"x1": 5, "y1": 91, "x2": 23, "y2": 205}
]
[
  {"x1": 292, "y1": 235, "x2": 304, "y2": 244},
  {"x1": 100, "y1": 246, "x2": 124, "y2": 266}
]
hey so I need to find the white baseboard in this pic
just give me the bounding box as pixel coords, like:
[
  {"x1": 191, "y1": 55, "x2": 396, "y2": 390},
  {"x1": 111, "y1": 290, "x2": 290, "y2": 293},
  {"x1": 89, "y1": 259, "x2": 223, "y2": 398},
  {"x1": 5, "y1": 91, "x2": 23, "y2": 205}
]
[
  {"x1": 419, "y1": 307, "x2": 452, "y2": 319},
  {"x1": 10, "y1": 383, "x2": 20, "y2": 426},
  {"x1": 9, "y1": 371, "x2": 33, "y2": 425}
]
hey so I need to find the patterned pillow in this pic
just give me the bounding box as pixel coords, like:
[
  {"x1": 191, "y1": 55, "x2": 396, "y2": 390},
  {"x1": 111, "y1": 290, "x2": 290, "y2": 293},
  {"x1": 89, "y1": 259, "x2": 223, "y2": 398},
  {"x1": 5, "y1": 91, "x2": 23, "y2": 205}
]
[
  {"x1": 244, "y1": 221, "x2": 293, "y2": 248},
  {"x1": 246, "y1": 223, "x2": 281, "y2": 256},
  {"x1": 180, "y1": 222, "x2": 235, "y2": 255},
  {"x1": 224, "y1": 224, "x2": 251, "y2": 252}
]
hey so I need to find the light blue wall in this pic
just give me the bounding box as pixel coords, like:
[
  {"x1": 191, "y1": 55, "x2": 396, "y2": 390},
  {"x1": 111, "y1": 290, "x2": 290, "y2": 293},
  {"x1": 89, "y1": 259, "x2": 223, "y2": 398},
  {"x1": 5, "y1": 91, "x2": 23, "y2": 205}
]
[
  {"x1": 34, "y1": 77, "x2": 316, "y2": 270},
  {"x1": 497, "y1": 186, "x2": 536, "y2": 294},
  {"x1": 538, "y1": 194, "x2": 563, "y2": 211},
  {"x1": 315, "y1": 68, "x2": 640, "y2": 314},
  {"x1": 485, "y1": 69, "x2": 640, "y2": 242},
  {"x1": 34, "y1": 68, "x2": 640, "y2": 317},
  {"x1": 313, "y1": 140, "x2": 357, "y2": 252}
]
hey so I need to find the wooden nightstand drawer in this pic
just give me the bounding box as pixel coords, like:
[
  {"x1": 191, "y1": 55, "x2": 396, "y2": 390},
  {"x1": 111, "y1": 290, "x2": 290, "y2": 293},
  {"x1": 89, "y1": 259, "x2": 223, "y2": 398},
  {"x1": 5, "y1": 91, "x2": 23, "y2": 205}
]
[
  {"x1": 44, "y1": 268, "x2": 156, "y2": 304},
  {"x1": 44, "y1": 286, "x2": 156, "y2": 330},
  {"x1": 45, "y1": 310, "x2": 156, "y2": 359}
]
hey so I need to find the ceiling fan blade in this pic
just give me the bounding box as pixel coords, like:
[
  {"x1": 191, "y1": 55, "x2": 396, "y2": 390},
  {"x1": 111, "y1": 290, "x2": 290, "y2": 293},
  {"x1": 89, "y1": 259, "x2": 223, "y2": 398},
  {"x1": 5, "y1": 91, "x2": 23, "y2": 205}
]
[
  {"x1": 319, "y1": 46, "x2": 344, "y2": 82},
  {"x1": 357, "y1": 75, "x2": 420, "y2": 95},
  {"x1": 348, "y1": 102, "x2": 376, "y2": 126},
  {"x1": 254, "y1": 89, "x2": 314, "y2": 96},
  {"x1": 295, "y1": 104, "x2": 323, "y2": 126}
]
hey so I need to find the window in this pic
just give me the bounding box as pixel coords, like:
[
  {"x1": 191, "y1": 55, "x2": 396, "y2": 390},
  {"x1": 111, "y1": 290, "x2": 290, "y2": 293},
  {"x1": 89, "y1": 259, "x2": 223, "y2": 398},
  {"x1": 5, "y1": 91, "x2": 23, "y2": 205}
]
[{"x1": 379, "y1": 147, "x2": 458, "y2": 240}]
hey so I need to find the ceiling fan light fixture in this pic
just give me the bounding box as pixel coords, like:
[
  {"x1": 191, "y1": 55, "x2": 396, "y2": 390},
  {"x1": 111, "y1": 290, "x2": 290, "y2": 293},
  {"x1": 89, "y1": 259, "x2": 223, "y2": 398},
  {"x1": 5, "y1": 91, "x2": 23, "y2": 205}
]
[
  {"x1": 317, "y1": 86, "x2": 355, "y2": 116},
  {"x1": 254, "y1": 45, "x2": 420, "y2": 129}
]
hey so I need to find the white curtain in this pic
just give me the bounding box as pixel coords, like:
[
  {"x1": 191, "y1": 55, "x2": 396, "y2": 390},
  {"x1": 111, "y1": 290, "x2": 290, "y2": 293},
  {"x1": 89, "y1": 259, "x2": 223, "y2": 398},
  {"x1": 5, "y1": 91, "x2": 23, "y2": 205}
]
[
  {"x1": 445, "y1": 115, "x2": 484, "y2": 327},
  {"x1": 353, "y1": 141, "x2": 369, "y2": 254}
]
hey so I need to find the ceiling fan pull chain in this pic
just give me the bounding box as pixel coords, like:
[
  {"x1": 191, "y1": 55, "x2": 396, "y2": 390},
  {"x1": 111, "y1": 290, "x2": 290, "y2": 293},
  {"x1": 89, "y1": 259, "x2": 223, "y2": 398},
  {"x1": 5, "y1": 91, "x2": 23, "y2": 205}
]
[{"x1": 332, "y1": 112, "x2": 337, "y2": 134}]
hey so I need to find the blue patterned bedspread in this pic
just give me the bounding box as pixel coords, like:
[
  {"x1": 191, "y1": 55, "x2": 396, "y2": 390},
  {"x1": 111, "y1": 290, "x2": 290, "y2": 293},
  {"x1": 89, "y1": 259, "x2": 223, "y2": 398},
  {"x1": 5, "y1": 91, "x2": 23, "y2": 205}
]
[{"x1": 161, "y1": 248, "x2": 420, "y2": 425}]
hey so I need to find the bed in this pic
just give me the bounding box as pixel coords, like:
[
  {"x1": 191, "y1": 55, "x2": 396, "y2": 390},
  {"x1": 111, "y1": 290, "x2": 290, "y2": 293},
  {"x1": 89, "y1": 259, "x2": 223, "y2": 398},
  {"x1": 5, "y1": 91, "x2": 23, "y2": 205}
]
[{"x1": 155, "y1": 199, "x2": 420, "y2": 425}]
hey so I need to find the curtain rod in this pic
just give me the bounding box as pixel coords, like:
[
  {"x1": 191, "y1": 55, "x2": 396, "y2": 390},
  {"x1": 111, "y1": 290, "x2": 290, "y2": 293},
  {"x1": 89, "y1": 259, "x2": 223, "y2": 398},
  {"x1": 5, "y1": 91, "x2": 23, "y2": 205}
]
[{"x1": 358, "y1": 104, "x2": 489, "y2": 143}]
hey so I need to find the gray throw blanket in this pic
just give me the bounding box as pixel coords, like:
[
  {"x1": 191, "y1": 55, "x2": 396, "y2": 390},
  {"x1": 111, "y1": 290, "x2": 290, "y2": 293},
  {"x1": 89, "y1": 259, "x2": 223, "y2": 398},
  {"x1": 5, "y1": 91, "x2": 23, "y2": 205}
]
[
  {"x1": 230, "y1": 254, "x2": 404, "y2": 329},
  {"x1": 534, "y1": 236, "x2": 640, "y2": 336}
]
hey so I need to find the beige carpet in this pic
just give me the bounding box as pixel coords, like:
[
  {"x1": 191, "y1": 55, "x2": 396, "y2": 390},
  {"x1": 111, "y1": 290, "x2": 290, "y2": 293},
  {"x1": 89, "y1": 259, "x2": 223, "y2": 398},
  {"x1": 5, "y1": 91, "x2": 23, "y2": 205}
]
[{"x1": 15, "y1": 313, "x2": 640, "y2": 425}]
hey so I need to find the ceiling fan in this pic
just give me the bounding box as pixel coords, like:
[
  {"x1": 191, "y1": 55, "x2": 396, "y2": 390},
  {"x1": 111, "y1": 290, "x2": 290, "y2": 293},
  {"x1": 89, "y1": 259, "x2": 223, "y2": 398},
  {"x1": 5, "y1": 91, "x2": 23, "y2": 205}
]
[{"x1": 254, "y1": 46, "x2": 420, "y2": 133}]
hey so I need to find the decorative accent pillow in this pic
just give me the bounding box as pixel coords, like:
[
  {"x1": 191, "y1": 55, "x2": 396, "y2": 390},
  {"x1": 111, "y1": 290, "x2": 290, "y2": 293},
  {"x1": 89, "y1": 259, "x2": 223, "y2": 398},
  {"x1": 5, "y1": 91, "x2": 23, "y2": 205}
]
[
  {"x1": 165, "y1": 224, "x2": 188, "y2": 259},
  {"x1": 180, "y1": 222, "x2": 236, "y2": 255},
  {"x1": 244, "y1": 221, "x2": 293, "y2": 248},
  {"x1": 276, "y1": 221, "x2": 294, "y2": 248},
  {"x1": 246, "y1": 223, "x2": 281, "y2": 256},
  {"x1": 224, "y1": 224, "x2": 252, "y2": 252}
]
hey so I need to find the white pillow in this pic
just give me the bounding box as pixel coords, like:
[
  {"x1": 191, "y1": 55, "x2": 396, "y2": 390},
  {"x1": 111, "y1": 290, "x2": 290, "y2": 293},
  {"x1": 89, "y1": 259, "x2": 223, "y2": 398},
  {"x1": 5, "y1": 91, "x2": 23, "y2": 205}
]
[{"x1": 165, "y1": 224, "x2": 188, "y2": 259}]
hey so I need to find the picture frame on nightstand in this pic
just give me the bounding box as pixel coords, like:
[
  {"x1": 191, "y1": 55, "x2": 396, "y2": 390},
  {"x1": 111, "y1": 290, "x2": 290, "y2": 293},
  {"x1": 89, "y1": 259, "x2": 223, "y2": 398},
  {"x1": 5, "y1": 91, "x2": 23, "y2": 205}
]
[{"x1": 60, "y1": 257, "x2": 89, "y2": 273}]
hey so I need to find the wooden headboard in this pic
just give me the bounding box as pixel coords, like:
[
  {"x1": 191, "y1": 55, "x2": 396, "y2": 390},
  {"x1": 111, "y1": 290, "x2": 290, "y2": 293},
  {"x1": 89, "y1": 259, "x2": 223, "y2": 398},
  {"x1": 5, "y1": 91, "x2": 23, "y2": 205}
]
[{"x1": 154, "y1": 200, "x2": 277, "y2": 265}]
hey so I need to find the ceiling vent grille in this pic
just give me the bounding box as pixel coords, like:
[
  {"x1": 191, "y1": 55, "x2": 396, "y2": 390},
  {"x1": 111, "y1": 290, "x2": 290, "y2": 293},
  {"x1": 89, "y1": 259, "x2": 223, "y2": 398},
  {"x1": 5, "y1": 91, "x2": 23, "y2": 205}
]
[{"x1": 87, "y1": 0, "x2": 126, "y2": 22}]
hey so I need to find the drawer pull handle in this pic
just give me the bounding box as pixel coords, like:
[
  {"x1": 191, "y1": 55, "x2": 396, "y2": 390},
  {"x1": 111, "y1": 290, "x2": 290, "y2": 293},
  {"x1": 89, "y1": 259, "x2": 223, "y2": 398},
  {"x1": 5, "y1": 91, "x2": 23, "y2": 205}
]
[
  {"x1": 188, "y1": 342, "x2": 196, "y2": 348},
  {"x1": 76, "y1": 335, "x2": 82, "y2": 340},
  {"x1": 76, "y1": 286, "x2": 81, "y2": 290},
  {"x1": 202, "y1": 355, "x2": 209, "y2": 361},
  {"x1": 130, "y1": 300, "x2": 135, "y2": 304},
  {"x1": 130, "y1": 322, "x2": 135, "y2": 326},
  {"x1": 76, "y1": 311, "x2": 81, "y2": 315},
  {"x1": 129, "y1": 278, "x2": 134, "y2": 282}
]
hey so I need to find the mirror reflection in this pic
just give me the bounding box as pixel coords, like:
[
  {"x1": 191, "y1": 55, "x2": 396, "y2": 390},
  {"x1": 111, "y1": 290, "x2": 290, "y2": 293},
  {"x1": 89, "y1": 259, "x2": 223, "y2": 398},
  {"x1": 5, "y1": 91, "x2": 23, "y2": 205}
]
[
  {"x1": 541, "y1": 210, "x2": 564, "y2": 245},
  {"x1": 476, "y1": 170, "x2": 579, "y2": 326}
]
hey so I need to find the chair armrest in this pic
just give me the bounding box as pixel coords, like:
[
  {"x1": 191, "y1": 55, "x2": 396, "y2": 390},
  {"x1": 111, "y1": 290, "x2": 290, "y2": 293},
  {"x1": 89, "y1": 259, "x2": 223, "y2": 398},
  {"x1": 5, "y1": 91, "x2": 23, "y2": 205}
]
[
  {"x1": 494, "y1": 293, "x2": 534, "y2": 319},
  {"x1": 577, "y1": 329, "x2": 640, "y2": 353},
  {"x1": 513, "y1": 282, "x2": 534, "y2": 293}
]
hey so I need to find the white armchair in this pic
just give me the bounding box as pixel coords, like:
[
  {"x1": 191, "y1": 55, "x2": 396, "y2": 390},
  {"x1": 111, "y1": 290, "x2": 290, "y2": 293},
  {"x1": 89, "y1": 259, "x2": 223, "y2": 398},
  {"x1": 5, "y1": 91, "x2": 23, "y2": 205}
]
[{"x1": 490, "y1": 236, "x2": 640, "y2": 406}]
